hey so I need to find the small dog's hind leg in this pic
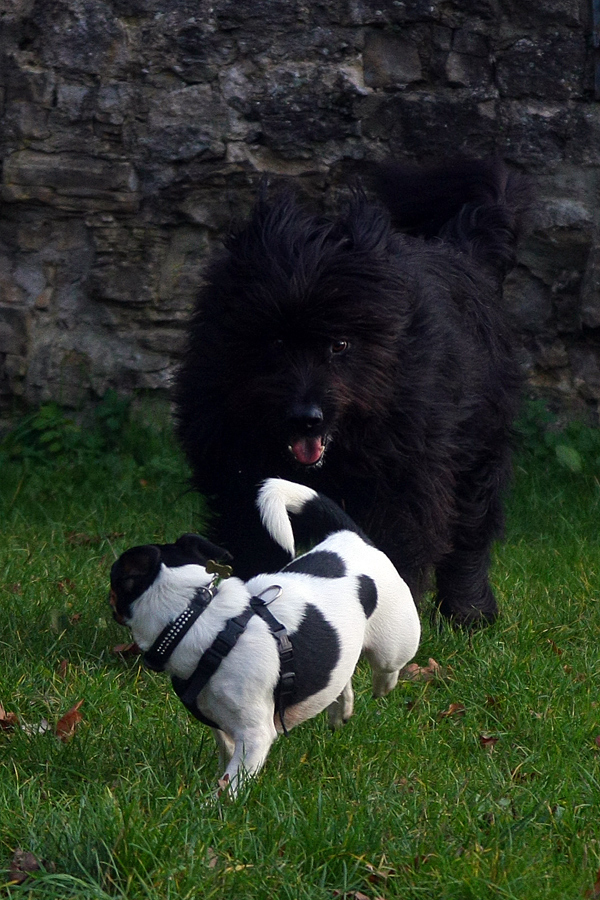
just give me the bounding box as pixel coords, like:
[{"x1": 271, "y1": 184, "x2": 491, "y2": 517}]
[
  {"x1": 371, "y1": 667, "x2": 400, "y2": 698},
  {"x1": 327, "y1": 679, "x2": 354, "y2": 730},
  {"x1": 213, "y1": 728, "x2": 235, "y2": 771}
]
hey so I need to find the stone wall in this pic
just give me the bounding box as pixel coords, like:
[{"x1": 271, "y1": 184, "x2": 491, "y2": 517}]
[{"x1": 1, "y1": 0, "x2": 599, "y2": 419}]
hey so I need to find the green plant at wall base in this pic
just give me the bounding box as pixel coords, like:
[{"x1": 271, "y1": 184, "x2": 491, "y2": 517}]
[
  {"x1": 515, "y1": 398, "x2": 600, "y2": 474},
  {"x1": 1, "y1": 392, "x2": 131, "y2": 464},
  {"x1": 0, "y1": 392, "x2": 188, "y2": 486}
]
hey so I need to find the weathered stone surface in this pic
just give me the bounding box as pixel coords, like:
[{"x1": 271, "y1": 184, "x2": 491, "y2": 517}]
[
  {"x1": 2, "y1": 151, "x2": 140, "y2": 211},
  {"x1": 0, "y1": 0, "x2": 600, "y2": 420},
  {"x1": 363, "y1": 31, "x2": 423, "y2": 88}
]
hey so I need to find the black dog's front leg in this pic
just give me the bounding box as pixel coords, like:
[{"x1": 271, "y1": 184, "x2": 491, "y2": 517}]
[{"x1": 435, "y1": 545, "x2": 498, "y2": 628}]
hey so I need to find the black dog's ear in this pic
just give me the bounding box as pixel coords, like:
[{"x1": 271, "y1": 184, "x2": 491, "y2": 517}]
[
  {"x1": 110, "y1": 545, "x2": 162, "y2": 600},
  {"x1": 175, "y1": 533, "x2": 233, "y2": 565}
]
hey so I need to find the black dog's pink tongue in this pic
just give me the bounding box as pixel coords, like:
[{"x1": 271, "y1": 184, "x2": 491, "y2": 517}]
[{"x1": 290, "y1": 436, "x2": 324, "y2": 466}]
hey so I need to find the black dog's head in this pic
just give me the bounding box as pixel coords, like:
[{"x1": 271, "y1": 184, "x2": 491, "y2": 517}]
[
  {"x1": 109, "y1": 534, "x2": 232, "y2": 625},
  {"x1": 176, "y1": 191, "x2": 409, "y2": 475}
]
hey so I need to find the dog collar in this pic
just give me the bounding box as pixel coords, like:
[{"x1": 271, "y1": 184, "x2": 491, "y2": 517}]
[{"x1": 143, "y1": 584, "x2": 215, "y2": 672}]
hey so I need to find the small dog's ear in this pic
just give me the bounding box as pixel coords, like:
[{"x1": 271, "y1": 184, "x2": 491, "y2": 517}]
[
  {"x1": 111, "y1": 545, "x2": 162, "y2": 598},
  {"x1": 175, "y1": 533, "x2": 233, "y2": 564}
]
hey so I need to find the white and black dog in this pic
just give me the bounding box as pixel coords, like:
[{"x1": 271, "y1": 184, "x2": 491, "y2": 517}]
[{"x1": 110, "y1": 479, "x2": 420, "y2": 795}]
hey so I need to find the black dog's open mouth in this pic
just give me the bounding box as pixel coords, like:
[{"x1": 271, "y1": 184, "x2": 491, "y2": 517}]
[{"x1": 288, "y1": 434, "x2": 328, "y2": 466}]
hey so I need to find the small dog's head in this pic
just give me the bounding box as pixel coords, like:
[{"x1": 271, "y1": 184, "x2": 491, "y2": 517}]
[{"x1": 109, "y1": 534, "x2": 232, "y2": 625}]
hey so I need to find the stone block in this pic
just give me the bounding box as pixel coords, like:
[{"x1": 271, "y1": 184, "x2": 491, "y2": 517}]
[
  {"x1": 0, "y1": 307, "x2": 29, "y2": 356},
  {"x1": 2, "y1": 151, "x2": 140, "y2": 212},
  {"x1": 363, "y1": 30, "x2": 422, "y2": 88},
  {"x1": 136, "y1": 85, "x2": 229, "y2": 163},
  {"x1": 496, "y1": 32, "x2": 587, "y2": 101}
]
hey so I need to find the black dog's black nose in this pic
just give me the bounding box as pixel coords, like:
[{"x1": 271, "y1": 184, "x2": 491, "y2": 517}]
[{"x1": 288, "y1": 403, "x2": 324, "y2": 432}]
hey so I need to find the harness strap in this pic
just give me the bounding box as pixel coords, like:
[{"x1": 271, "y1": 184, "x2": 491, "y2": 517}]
[
  {"x1": 171, "y1": 604, "x2": 257, "y2": 727},
  {"x1": 250, "y1": 597, "x2": 295, "y2": 736},
  {"x1": 171, "y1": 594, "x2": 296, "y2": 735},
  {"x1": 143, "y1": 586, "x2": 214, "y2": 672}
]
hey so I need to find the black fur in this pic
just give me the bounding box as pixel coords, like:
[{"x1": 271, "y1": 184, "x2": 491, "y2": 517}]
[
  {"x1": 285, "y1": 603, "x2": 341, "y2": 706},
  {"x1": 174, "y1": 158, "x2": 530, "y2": 627},
  {"x1": 357, "y1": 575, "x2": 378, "y2": 619},
  {"x1": 110, "y1": 534, "x2": 232, "y2": 621},
  {"x1": 283, "y1": 550, "x2": 347, "y2": 578}
]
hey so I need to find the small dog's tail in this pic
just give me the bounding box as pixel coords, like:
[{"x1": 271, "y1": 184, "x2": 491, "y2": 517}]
[
  {"x1": 370, "y1": 157, "x2": 532, "y2": 278},
  {"x1": 256, "y1": 478, "x2": 370, "y2": 558}
]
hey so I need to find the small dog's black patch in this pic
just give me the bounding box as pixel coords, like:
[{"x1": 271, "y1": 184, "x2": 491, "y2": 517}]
[
  {"x1": 357, "y1": 574, "x2": 378, "y2": 619},
  {"x1": 287, "y1": 603, "x2": 341, "y2": 704},
  {"x1": 283, "y1": 551, "x2": 346, "y2": 579}
]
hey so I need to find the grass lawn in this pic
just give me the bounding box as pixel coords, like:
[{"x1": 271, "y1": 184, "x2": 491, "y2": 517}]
[{"x1": 0, "y1": 403, "x2": 599, "y2": 899}]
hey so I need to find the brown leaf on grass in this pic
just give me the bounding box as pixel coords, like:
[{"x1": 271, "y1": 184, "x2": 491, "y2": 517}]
[
  {"x1": 112, "y1": 642, "x2": 141, "y2": 658},
  {"x1": 6, "y1": 583, "x2": 22, "y2": 594},
  {"x1": 57, "y1": 660, "x2": 69, "y2": 679},
  {"x1": 439, "y1": 702, "x2": 466, "y2": 719},
  {"x1": 365, "y1": 859, "x2": 396, "y2": 884},
  {"x1": 66, "y1": 531, "x2": 125, "y2": 546},
  {"x1": 55, "y1": 700, "x2": 84, "y2": 742},
  {"x1": 510, "y1": 766, "x2": 536, "y2": 783},
  {"x1": 585, "y1": 868, "x2": 600, "y2": 899},
  {"x1": 480, "y1": 734, "x2": 499, "y2": 753},
  {"x1": 8, "y1": 849, "x2": 46, "y2": 885},
  {"x1": 333, "y1": 892, "x2": 374, "y2": 900},
  {"x1": 66, "y1": 531, "x2": 95, "y2": 546},
  {"x1": 69, "y1": 613, "x2": 82, "y2": 624},
  {"x1": 56, "y1": 579, "x2": 76, "y2": 594},
  {"x1": 206, "y1": 847, "x2": 219, "y2": 869},
  {"x1": 399, "y1": 658, "x2": 451, "y2": 682},
  {"x1": 0, "y1": 703, "x2": 18, "y2": 731},
  {"x1": 547, "y1": 639, "x2": 563, "y2": 657}
]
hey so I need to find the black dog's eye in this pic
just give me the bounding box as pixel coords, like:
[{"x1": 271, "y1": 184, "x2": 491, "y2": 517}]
[
  {"x1": 330, "y1": 339, "x2": 349, "y2": 355},
  {"x1": 272, "y1": 338, "x2": 285, "y2": 351}
]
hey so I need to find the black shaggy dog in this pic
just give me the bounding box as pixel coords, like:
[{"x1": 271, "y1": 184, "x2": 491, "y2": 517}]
[{"x1": 174, "y1": 158, "x2": 530, "y2": 628}]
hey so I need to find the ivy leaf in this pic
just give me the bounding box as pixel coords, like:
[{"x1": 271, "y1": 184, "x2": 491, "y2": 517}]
[{"x1": 555, "y1": 443, "x2": 583, "y2": 473}]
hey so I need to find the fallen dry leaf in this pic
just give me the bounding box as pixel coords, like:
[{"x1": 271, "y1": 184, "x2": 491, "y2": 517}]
[
  {"x1": 480, "y1": 734, "x2": 499, "y2": 753},
  {"x1": 56, "y1": 579, "x2": 76, "y2": 594},
  {"x1": 55, "y1": 700, "x2": 84, "y2": 742},
  {"x1": 365, "y1": 859, "x2": 396, "y2": 884},
  {"x1": 439, "y1": 702, "x2": 466, "y2": 719},
  {"x1": 0, "y1": 703, "x2": 18, "y2": 731},
  {"x1": 585, "y1": 868, "x2": 600, "y2": 899},
  {"x1": 399, "y1": 658, "x2": 450, "y2": 682},
  {"x1": 9, "y1": 849, "x2": 41, "y2": 885},
  {"x1": 112, "y1": 642, "x2": 141, "y2": 658},
  {"x1": 333, "y1": 892, "x2": 373, "y2": 900},
  {"x1": 57, "y1": 660, "x2": 69, "y2": 679}
]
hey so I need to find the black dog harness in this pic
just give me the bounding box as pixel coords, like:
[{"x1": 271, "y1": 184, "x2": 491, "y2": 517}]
[{"x1": 142, "y1": 582, "x2": 296, "y2": 735}]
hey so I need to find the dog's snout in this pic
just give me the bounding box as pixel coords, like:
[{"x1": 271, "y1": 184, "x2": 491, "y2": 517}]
[{"x1": 289, "y1": 403, "x2": 324, "y2": 432}]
